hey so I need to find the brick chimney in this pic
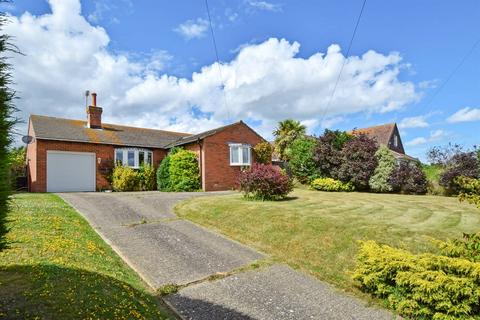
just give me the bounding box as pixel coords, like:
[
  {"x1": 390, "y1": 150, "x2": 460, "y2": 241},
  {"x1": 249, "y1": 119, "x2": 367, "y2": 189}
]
[{"x1": 86, "y1": 92, "x2": 103, "y2": 129}]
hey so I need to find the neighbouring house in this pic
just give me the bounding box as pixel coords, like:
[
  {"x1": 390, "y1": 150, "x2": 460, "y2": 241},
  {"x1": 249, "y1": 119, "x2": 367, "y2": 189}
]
[
  {"x1": 26, "y1": 93, "x2": 266, "y2": 192},
  {"x1": 351, "y1": 123, "x2": 417, "y2": 162}
]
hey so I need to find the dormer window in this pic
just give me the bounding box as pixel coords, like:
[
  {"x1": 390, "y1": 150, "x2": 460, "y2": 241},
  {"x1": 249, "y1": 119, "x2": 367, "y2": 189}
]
[
  {"x1": 115, "y1": 148, "x2": 153, "y2": 168},
  {"x1": 394, "y1": 135, "x2": 398, "y2": 147}
]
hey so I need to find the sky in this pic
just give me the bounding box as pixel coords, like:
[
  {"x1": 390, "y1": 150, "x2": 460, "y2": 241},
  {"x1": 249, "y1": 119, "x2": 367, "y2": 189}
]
[{"x1": 2, "y1": 0, "x2": 479, "y2": 161}]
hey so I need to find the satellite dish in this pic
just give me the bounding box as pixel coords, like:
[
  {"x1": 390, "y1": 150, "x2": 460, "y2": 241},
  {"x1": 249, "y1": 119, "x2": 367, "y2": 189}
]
[{"x1": 22, "y1": 135, "x2": 34, "y2": 144}]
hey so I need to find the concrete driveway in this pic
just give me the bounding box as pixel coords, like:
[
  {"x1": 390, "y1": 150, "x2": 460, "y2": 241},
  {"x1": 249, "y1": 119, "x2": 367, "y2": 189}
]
[
  {"x1": 60, "y1": 191, "x2": 395, "y2": 320},
  {"x1": 60, "y1": 191, "x2": 264, "y2": 288}
]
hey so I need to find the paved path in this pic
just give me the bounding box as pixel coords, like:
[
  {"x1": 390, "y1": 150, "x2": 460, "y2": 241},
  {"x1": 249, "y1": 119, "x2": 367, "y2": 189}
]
[{"x1": 59, "y1": 192, "x2": 395, "y2": 320}]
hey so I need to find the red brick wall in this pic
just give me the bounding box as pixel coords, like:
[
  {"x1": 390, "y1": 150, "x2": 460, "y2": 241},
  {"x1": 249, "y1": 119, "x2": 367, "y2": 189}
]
[
  {"x1": 27, "y1": 139, "x2": 167, "y2": 192},
  {"x1": 198, "y1": 122, "x2": 265, "y2": 191}
]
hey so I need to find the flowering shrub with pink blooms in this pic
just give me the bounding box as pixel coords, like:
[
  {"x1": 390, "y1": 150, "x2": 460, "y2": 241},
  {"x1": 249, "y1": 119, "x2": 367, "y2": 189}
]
[{"x1": 238, "y1": 163, "x2": 293, "y2": 200}]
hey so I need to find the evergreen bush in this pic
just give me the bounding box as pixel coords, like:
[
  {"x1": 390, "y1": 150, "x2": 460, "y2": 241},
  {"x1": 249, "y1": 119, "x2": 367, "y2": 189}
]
[
  {"x1": 287, "y1": 136, "x2": 318, "y2": 183},
  {"x1": 168, "y1": 149, "x2": 201, "y2": 192},
  {"x1": 354, "y1": 239, "x2": 480, "y2": 319},
  {"x1": 369, "y1": 146, "x2": 395, "y2": 192}
]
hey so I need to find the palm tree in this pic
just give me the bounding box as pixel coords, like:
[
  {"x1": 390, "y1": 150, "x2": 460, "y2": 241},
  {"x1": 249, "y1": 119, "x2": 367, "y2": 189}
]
[{"x1": 273, "y1": 119, "x2": 306, "y2": 161}]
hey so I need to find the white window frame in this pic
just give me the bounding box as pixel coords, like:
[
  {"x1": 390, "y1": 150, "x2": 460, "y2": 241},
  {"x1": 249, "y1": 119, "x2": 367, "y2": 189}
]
[
  {"x1": 229, "y1": 143, "x2": 251, "y2": 166},
  {"x1": 114, "y1": 148, "x2": 153, "y2": 169},
  {"x1": 394, "y1": 135, "x2": 399, "y2": 147}
]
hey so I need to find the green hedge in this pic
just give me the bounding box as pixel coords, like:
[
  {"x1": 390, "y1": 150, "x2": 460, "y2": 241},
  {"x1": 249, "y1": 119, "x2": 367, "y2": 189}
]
[
  {"x1": 310, "y1": 177, "x2": 355, "y2": 192},
  {"x1": 354, "y1": 239, "x2": 480, "y2": 319},
  {"x1": 156, "y1": 148, "x2": 200, "y2": 192}
]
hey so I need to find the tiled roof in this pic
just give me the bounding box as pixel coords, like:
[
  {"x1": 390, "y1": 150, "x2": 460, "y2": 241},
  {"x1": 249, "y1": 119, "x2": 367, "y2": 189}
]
[
  {"x1": 168, "y1": 120, "x2": 265, "y2": 147},
  {"x1": 30, "y1": 115, "x2": 191, "y2": 149},
  {"x1": 351, "y1": 123, "x2": 396, "y2": 145}
]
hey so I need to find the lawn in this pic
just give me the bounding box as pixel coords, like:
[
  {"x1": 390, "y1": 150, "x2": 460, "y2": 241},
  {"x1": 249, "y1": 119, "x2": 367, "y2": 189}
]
[
  {"x1": 176, "y1": 189, "x2": 480, "y2": 292},
  {"x1": 0, "y1": 193, "x2": 173, "y2": 320}
]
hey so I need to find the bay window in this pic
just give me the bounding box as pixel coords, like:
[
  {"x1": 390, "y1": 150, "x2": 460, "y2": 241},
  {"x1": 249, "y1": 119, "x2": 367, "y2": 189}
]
[
  {"x1": 114, "y1": 148, "x2": 153, "y2": 168},
  {"x1": 229, "y1": 144, "x2": 251, "y2": 166}
]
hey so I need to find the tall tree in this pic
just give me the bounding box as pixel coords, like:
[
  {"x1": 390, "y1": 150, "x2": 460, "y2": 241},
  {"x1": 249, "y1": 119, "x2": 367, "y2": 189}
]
[
  {"x1": 0, "y1": 7, "x2": 18, "y2": 250},
  {"x1": 273, "y1": 119, "x2": 306, "y2": 161}
]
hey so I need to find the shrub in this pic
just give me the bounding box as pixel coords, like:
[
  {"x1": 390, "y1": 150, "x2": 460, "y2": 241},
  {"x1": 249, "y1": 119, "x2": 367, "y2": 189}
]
[
  {"x1": 455, "y1": 176, "x2": 480, "y2": 208},
  {"x1": 138, "y1": 165, "x2": 156, "y2": 191},
  {"x1": 440, "y1": 152, "x2": 479, "y2": 195},
  {"x1": 310, "y1": 177, "x2": 355, "y2": 192},
  {"x1": 7, "y1": 146, "x2": 25, "y2": 188},
  {"x1": 390, "y1": 161, "x2": 427, "y2": 194},
  {"x1": 168, "y1": 149, "x2": 201, "y2": 192},
  {"x1": 437, "y1": 232, "x2": 480, "y2": 262},
  {"x1": 157, "y1": 155, "x2": 171, "y2": 191},
  {"x1": 313, "y1": 130, "x2": 349, "y2": 179},
  {"x1": 369, "y1": 146, "x2": 395, "y2": 193},
  {"x1": 287, "y1": 136, "x2": 318, "y2": 184},
  {"x1": 354, "y1": 240, "x2": 480, "y2": 319},
  {"x1": 338, "y1": 134, "x2": 378, "y2": 190},
  {"x1": 238, "y1": 163, "x2": 293, "y2": 200},
  {"x1": 112, "y1": 166, "x2": 140, "y2": 192},
  {"x1": 253, "y1": 141, "x2": 273, "y2": 164},
  {"x1": 156, "y1": 147, "x2": 181, "y2": 191},
  {"x1": 422, "y1": 164, "x2": 445, "y2": 195}
]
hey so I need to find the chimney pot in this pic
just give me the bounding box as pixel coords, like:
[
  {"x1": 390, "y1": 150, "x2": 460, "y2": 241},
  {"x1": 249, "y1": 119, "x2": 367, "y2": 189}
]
[{"x1": 91, "y1": 92, "x2": 97, "y2": 107}]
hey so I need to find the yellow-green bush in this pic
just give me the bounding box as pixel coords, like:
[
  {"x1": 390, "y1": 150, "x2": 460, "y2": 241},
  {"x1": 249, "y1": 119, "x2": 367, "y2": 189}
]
[
  {"x1": 138, "y1": 164, "x2": 156, "y2": 191},
  {"x1": 354, "y1": 240, "x2": 480, "y2": 319},
  {"x1": 310, "y1": 177, "x2": 355, "y2": 192},
  {"x1": 112, "y1": 166, "x2": 140, "y2": 191},
  {"x1": 456, "y1": 176, "x2": 480, "y2": 209}
]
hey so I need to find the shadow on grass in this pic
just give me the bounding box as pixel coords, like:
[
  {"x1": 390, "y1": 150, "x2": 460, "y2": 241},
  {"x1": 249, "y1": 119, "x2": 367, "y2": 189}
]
[
  {"x1": 0, "y1": 264, "x2": 171, "y2": 320},
  {"x1": 0, "y1": 264, "x2": 257, "y2": 320}
]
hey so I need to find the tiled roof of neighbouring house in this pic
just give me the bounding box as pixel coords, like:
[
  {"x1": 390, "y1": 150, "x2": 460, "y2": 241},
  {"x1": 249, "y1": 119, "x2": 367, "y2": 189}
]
[
  {"x1": 350, "y1": 123, "x2": 396, "y2": 145},
  {"x1": 29, "y1": 115, "x2": 192, "y2": 149}
]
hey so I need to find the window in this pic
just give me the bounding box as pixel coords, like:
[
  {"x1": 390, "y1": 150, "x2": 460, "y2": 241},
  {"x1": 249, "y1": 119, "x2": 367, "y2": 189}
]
[
  {"x1": 114, "y1": 148, "x2": 153, "y2": 168},
  {"x1": 229, "y1": 144, "x2": 251, "y2": 166},
  {"x1": 393, "y1": 135, "x2": 399, "y2": 147},
  {"x1": 115, "y1": 150, "x2": 123, "y2": 166}
]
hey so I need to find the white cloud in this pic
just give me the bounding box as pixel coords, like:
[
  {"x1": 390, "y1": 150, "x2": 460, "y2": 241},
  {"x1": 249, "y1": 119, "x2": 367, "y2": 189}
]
[
  {"x1": 447, "y1": 107, "x2": 480, "y2": 123},
  {"x1": 406, "y1": 129, "x2": 447, "y2": 146},
  {"x1": 398, "y1": 115, "x2": 429, "y2": 129},
  {"x1": 174, "y1": 18, "x2": 209, "y2": 40},
  {"x1": 247, "y1": 1, "x2": 282, "y2": 12},
  {"x1": 7, "y1": 0, "x2": 419, "y2": 142}
]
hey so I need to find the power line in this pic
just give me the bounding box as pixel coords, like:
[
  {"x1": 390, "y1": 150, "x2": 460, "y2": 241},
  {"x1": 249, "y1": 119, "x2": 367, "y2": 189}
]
[
  {"x1": 205, "y1": 0, "x2": 230, "y2": 121},
  {"x1": 423, "y1": 37, "x2": 480, "y2": 112},
  {"x1": 319, "y1": 0, "x2": 367, "y2": 125}
]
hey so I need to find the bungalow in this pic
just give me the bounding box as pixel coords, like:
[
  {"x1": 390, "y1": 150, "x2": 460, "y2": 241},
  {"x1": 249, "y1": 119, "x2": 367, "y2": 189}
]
[
  {"x1": 351, "y1": 123, "x2": 417, "y2": 161},
  {"x1": 26, "y1": 93, "x2": 266, "y2": 192}
]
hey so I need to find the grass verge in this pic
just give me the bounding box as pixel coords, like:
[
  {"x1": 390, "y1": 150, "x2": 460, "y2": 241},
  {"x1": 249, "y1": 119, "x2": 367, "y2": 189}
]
[
  {"x1": 176, "y1": 189, "x2": 480, "y2": 293},
  {"x1": 0, "y1": 193, "x2": 174, "y2": 319}
]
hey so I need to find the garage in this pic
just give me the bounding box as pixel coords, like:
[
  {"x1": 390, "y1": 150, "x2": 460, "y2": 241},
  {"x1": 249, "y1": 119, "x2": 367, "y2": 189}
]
[{"x1": 46, "y1": 151, "x2": 96, "y2": 192}]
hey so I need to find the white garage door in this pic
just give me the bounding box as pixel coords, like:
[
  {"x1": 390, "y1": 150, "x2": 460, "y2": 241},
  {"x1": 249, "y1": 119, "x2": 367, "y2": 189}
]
[{"x1": 47, "y1": 151, "x2": 96, "y2": 192}]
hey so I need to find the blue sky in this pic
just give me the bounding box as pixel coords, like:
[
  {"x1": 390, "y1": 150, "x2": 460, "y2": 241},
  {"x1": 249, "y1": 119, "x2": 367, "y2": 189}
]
[{"x1": 3, "y1": 0, "x2": 480, "y2": 160}]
